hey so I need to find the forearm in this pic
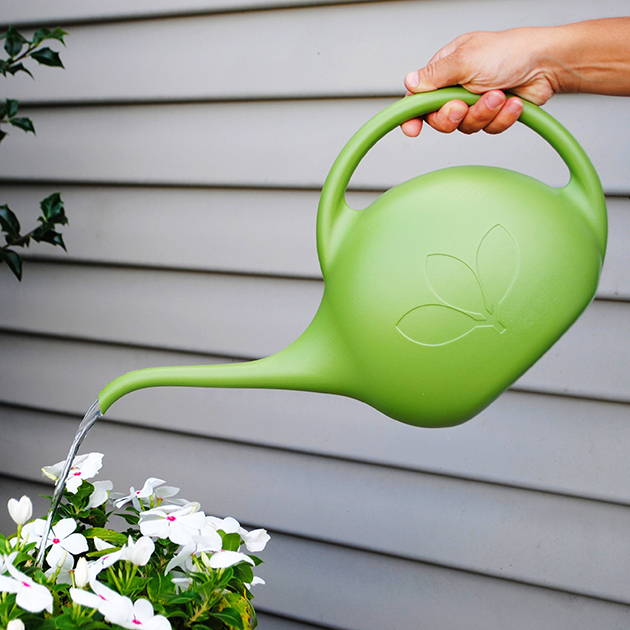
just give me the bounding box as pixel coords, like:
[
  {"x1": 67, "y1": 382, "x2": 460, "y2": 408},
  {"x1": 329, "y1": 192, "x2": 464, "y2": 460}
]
[{"x1": 537, "y1": 17, "x2": 630, "y2": 96}]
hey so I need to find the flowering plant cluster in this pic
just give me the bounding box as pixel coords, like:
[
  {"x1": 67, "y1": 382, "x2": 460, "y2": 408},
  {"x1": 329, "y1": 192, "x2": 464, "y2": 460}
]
[{"x1": 0, "y1": 453, "x2": 269, "y2": 630}]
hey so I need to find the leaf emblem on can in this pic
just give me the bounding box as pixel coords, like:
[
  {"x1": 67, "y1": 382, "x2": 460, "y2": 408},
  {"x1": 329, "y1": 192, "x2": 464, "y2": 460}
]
[{"x1": 396, "y1": 224, "x2": 519, "y2": 346}]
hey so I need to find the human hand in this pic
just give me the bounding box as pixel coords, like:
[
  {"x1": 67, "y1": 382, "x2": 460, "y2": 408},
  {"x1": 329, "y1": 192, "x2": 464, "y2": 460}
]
[{"x1": 401, "y1": 27, "x2": 561, "y2": 137}]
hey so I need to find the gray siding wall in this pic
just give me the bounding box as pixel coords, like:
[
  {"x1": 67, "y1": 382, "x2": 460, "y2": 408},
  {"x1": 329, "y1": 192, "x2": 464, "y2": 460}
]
[{"x1": 1, "y1": 2, "x2": 630, "y2": 628}]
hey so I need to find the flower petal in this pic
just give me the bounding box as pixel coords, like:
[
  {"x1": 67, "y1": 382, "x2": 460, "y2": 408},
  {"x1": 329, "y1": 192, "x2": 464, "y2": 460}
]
[
  {"x1": 16, "y1": 583, "x2": 53, "y2": 613},
  {"x1": 208, "y1": 551, "x2": 254, "y2": 569},
  {"x1": 0, "y1": 575, "x2": 20, "y2": 594},
  {"x1": 62, "y1": 533, "x2": 88, "y2": 555},
  {"x1": 52, "y1": 518, "x2": 77, "y2": 540}
]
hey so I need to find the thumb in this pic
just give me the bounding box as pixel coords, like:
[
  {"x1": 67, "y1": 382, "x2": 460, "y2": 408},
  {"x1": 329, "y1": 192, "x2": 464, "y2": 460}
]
[{"x1": 405, "y1": 54, "x2": 464, "y2": 93}]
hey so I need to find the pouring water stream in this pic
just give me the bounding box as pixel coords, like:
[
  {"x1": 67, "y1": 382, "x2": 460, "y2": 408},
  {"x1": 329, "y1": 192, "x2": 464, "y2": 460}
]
[{"x1": 35, "y1": 399, "x2": 102, "y2": 567}]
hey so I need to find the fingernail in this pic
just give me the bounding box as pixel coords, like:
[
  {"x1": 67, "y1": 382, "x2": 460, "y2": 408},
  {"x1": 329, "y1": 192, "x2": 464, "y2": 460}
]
[
  {"x1": 486, "y1": 92, "x2": 504, "y2": 109},
  {"x1": 507, "y1": 98, "x2": 522, "y2": 112},
  {"x1": 448, "y1": 107, "x2": 466, "y2": 123},
  {"x1": 406, "y1": 71, "x2": 419, "y2": 89}
]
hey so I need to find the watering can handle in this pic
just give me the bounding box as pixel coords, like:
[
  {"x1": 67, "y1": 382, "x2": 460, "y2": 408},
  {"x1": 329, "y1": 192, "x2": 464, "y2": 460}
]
[{"x1": 316, "y1": 86, "x2": 606, "y2": 274}]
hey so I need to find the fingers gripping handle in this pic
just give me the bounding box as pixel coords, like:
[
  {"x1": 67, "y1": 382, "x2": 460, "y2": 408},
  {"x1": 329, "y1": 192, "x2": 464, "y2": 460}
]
[{"x1": 316, "y1": 87, "x2": 606, "y2": 274}]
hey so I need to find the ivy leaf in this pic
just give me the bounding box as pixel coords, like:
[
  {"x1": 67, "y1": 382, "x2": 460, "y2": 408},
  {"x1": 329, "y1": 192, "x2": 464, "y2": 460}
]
[
  {"x1": 0, "y1": 204, "x2": 21, "y2": 240},
  {"x1": 7, "y1": 62, "x2": 34, "y2": 77},
  {"x1": 9, "y1": 117, "x2": 35, "y2": 133},
  {"x1": 1, "y1": 249, "x2": 23, "y2": 280},
  {"x1": 31, "y1": 47, "x2": 64, "y2": 68},
  {"x1": 396, "y1": 304, "x2": 478, "y2": 346},
  {"x1": 32, "y1": 225, "x2": 66, "y2": 250},
  {"x1": 3, "y1": 27, "x2": 27, "y2": 57},
  {"x1": 0, "y1": 130, "x2": 5, "y2": 143},
  {"x1": 40, "y1": 192, "x2": 67, "y2": 224},
  {"x1": 32, "y1": 27, "x2": 67, "y2": 47},
  {"x1": 0, "y1": 99, "x2": 20, "y2": 118}
]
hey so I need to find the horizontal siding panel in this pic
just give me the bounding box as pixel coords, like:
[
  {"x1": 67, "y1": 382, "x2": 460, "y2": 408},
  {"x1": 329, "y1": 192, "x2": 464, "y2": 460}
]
[
  {"x1": 3, "y1": 405, "x2": 630, "y2": 602},
  {"x1": 0, "y1": 263, "x2": 629, "y2": 401},
  {"x1": 0, "y1": 185, "x2": 628, "y2": 298},
  {"x1": 4, "y1": 1, "x2": 629, "y2": 103},
  {"x1": 2, "y1": 332, "x2": 630, "y2": 505},
  {"x1": 2, "y1": 477, "x2": 629, "y2": 630},
  {"x1": 1, "y1": 0, "x2": 372, "y2": 26},
  {"x1": 1, "y1": 98, "x2": 629, "y2": 194}
]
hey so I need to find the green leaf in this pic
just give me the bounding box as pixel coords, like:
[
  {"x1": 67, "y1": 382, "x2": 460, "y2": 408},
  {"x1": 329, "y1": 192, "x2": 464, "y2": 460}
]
[
  {"x1": 1, "y1": 99, "x2": 20, "y2": 118},
  {"x1": 210, "y1": 609, "x2": 245, "y2": 630},
  {"x1": 247, "y1": 554, "x2": 263, "y2": 567},
  {"x1": 32, "y1": 225, "x2": 66, "y2": 250},
  {"x1": 9, "y1": 117, "x2": 35, "y2": 133},
  {"x1": 1, "y1": 249, "x2": 23, "y2": 280},
  {"x1": 0, "y1": 129, "x2": 6, "y2": 144},
  {"x1": 32, "y1": 27, "x2": 67, "y2": 46},
  {"x1": 4, "y1": 27, "x2": 27, "y2": 57},
  {"x1": 0, "y1": 204, "x2": 21, "y2": 239},
  {"x1": 7, "y1": 63, "x2": 33, "y2": 77},
  {"x1": 32, "y1": 47, "x2": 64, "y2": 68},
  {"x1": 167, "y1": 592, "x2": 200, "y2": 605},
  {"x1": 120, "y1": 513, "x2": 140, "y2": 525},
  {"x1": 222, "y1": 532, "x2": 241, "y2": 552},
  {"x1": 40, "y1": 192, "x2": 67, "y2": 224},
  {"x1": 83, "y1": 527, "x2": 128, "y2": 546},
  {"x1": 233, "y1": 562, "x2": 254, "y2": 585}
]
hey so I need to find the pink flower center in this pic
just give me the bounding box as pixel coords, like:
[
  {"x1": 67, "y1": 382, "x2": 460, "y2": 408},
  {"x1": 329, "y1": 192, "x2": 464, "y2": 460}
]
[
  {"x1": 73, "y1": 472, "x2": 81, "y2": 476},
  {"x1": 132, "y1": 619, "x2": 142, "y2": 625},
  {"x1": 52, "y1": 538, "x2": 60, "y2": 544},
  {"x1": 135, "y1": 491, "x2": 141, "y2": 495},
  {"x1": 167, "y1": 516, "x2": 176, "y2": 522},
  {"x1": 99, "y1": 594, "x2": 107, "y2": 601},
  {"x1": 22, "y1": 581, "x2": 30, "y2": 588}
]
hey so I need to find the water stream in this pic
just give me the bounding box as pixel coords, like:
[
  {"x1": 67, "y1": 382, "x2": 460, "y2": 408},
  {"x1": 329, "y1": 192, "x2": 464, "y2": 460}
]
[{"x1": 35, "y1": 399, "x2": 103, "y2": 567}]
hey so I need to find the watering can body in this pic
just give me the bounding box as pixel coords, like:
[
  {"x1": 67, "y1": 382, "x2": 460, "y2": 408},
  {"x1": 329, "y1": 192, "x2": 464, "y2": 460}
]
[{"x1": 98, "y1": 88, "x2": 607, "y2": 428}]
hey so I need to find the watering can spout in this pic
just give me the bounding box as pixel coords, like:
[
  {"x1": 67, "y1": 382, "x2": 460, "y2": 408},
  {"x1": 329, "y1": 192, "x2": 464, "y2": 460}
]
[{"x1": 97, "y1": 299, "x2": 354, "y2": 415}]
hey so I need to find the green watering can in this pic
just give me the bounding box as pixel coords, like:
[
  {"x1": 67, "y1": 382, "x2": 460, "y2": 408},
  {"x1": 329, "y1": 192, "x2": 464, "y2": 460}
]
[{"x1": 98, "y1": 87, "x2": 607, "y2": 428}]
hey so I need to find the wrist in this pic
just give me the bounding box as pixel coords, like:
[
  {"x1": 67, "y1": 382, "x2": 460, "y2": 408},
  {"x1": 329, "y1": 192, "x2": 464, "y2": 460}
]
[{"x1": 530, "y1": 24, "x2": 578, "y2": 94}]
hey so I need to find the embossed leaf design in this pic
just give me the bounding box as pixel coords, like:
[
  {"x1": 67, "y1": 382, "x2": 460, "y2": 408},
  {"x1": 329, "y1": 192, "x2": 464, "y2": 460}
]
[
  {"x1": 475, "y1": 224, "x2": 518, "y2": 314},
  {"x1": 426, "y1": 254, "x2": 486, "y2": 316},
  {"x1": 396, "y1": 304, "x2": 478, "y2": 346}
]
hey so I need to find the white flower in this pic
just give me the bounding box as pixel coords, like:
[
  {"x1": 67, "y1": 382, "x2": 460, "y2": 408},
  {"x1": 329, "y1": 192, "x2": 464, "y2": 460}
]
[
  {"x1": 71, "y1": 585, "x2": 170, "y2": 630},
  {"x1": 44, "y1": 550, "x2": 74, "y2": 584},
  {"x1": 206, "y1": 515, "x2": 240, "y2": 534},
  {"x1": 7, "y1": 496, "x2": 32, "y2": 526},
  {"x1": 93, "y1": 536, "x2": 115, "y2": 551},
  {"x1": 74, "y1": 557, "x2": 89, "y2": 588},
  {"x1": 245, "y1": 576, "x2": 266, "y2": 589},
  {"x1": 70, "y1": 579, "x2": 127, "y2": 623},
  {"x1": 170, "y1": 572, "x2": 192, "y2": 593},
  {"x1": 113, "y1": 478, "x2": 179, "y2": 510},
  {"x1": 42, "y1": 453, "x2": 103, "y2": 494},
  {"x1": 43, "y1": 518, "x2": 88, "y2": 568},
  {"x1": 240, "y1": 528, "x2": 270, "y2": 553},
  {"x1": 125, "y1": 536, "x2": 155, "y2": 567},
  {"x1": 7, "y1": 619, "x2": 25, "y2": 630},
  {"x1": 203, "y1": 550, "x2": 255, "y2": 570},
  {"x1": 88, "y1": 480, "x2": 113, "y2": 509},
  {"x1": 118, "y1": 598, "x2": 171, "y2": 630},
  {"x1": 139, "y1": 503, "x2": 205, "y2": 545},
  {"x1": 20, "y1": 519, "x2": 46, "y2": 545},
  {"x1": 0, "y1": 561, "x2": 53, "y2": 613}
]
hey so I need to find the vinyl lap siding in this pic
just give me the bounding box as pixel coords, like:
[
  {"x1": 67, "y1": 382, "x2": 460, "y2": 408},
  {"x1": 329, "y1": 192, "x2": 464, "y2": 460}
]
[{"x1": 1, "y1": 2, "x2": 629, "y2": 629}]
